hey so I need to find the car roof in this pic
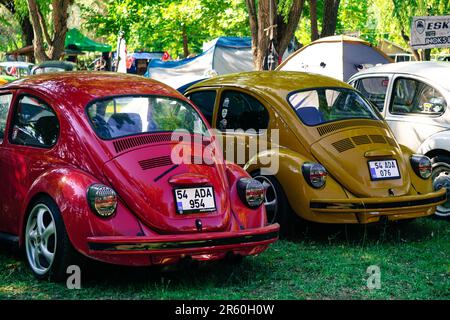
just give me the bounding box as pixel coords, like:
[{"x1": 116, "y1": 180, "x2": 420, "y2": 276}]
[
  {"x1": 188, "y1": 71, "x2": 353, "y2": 97},
  {"x1": 351, "y1": 61, "x2": 450, "y2": 90},
  {"x1": 0, "y1": 72, "x2": 181, "y2": 107}
]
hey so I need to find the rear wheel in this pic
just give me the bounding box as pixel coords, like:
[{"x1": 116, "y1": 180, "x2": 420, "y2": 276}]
[
  {"x1": 251, "y1": 171, "x2": 297, "y2": 236},
  {"x1": 431, "y1": 155, "x2": 450, "y2": 220},
  {"x1": 24, "y1": 196, "x2": 77, "y2": 281}
]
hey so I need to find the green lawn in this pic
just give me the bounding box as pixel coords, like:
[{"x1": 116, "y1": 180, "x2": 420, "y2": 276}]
[{"x1": 0, "y1": 218, "x2": 448, "y2": 300}]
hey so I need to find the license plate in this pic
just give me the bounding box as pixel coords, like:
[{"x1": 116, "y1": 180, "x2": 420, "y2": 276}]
[
  {"x1": 174, "y1": 187, "x2": 216, "y2": 214},
  {"x1": 368, "y1": 160, "x2": 400, "y2": 180}
]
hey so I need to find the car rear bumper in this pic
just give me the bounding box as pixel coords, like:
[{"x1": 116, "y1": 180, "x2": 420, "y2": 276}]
[
  {"x1": 85, "y1": 223, "x2": 279, "y2": 266},
  {"x1": 309, "y1": 188, "x2": 446, "y2": 223}
]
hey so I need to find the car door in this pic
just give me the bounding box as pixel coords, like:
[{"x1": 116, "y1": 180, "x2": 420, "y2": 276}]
[
  {"x1": 0, "y1": 91, "x2": 14, "y2": 233},
  {"x1": 384, "y1": 76, "x2": 449, "y2": 151},
  {"x1": 0, "y1": 91, "x2": 60, "y2": 235}
]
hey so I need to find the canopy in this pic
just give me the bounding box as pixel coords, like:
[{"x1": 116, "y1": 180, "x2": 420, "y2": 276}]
[
  {"x1": 277, "y1": 35, "x2": 393, "y2": 82},
  {"x1": 65, "y1": 28, "x2": 111, "y2": 53},
  {"x1": 146, "y1": 37, "x2": 254, "y2": 89}
]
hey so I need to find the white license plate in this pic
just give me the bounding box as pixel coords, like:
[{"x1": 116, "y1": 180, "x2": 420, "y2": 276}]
[
  {"x1": 368, "y1": 160, "x2": 400, "y2": 180},
  {"x1": 174, "y1": 187, "x2": 216, "y2": 214}
]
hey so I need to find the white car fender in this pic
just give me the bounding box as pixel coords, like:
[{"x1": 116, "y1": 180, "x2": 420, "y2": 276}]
[{"x1": 417, "y1": 129, "x2": 450, "y2": 155}]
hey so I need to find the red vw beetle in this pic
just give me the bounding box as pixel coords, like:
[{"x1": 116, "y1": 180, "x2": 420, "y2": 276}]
[{"x1": 0, "y1": 73, "x2": 279, "y2": 280}]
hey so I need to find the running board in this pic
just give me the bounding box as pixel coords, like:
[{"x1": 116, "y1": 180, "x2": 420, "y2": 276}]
[{"x1": 0, "y1": 232, "x2": 19, "y2": 250}]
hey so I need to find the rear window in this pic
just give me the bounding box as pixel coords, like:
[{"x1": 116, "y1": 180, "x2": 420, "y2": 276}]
[
  {"x1": 288, "y1": 88, "x2": 380, "y2": 126},
  {"x1": 87, "y1": 95, "x2": 209, "y2": 139}
]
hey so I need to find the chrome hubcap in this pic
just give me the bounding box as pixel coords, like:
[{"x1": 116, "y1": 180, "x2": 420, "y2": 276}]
[
  {"x1": 253, "y1": 175, "x2": 278, "y2": 224},
  {"x1": 25, "y1": 204, "x2": 57, "y2": 275},
  {"x1": 432, "y1": 163, "x2": 450, "y2": 217}
]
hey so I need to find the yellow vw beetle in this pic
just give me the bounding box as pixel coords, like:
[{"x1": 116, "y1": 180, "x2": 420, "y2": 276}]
[{"x1": 185, "y1": 71, "x2": 447, "y2": 231}]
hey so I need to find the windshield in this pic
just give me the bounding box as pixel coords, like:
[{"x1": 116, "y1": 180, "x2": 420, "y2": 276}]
[
  {"x1": 288, "y1": 88, "x2": 380, "y2": 126},
  {"x1": 87, "y1": 95, "x2": 209, "y2": 139}
]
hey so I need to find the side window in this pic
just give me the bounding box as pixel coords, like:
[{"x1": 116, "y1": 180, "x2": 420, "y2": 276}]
[
  {"x1": 390, "y1": 78, "x2": 447, "y2": 116},
  {"x1": 355, "y1": 77, "x2": 389, "y2": 112},
  {"x1": 188, "y1": 91, "x2": 216, "y2": 125},
  {"x1": 216, "y1": 90, "x2": 269, "y2": 132},
  {"x1": 10, "y1": 95, "x2": 59, "y2": 148},
  {"x1": 0, "y1": 93, "x2": 12, "y2": 143}
]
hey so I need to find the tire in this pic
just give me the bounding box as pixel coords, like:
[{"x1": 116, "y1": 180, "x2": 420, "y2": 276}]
[
  {"x1": 24, "y1": 196, "x2": 78, "y2": 281},
  {"x1": 251, "y1": 171, "x2": 298, "y2": 236},
  {"x1": 430, "y1": 155, "x2": 450, "y2": 220}
]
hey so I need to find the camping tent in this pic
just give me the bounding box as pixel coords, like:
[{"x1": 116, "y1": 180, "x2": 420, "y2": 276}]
[
  {"x1": 277, "y1": 35, "x2": 393, "y2": 82},
  {"x1": 146, "y1": 37, "x2": 254, "y2": 89},
  {"x1": 65, "y1": 28, "x2": 112, "y2": 52}
]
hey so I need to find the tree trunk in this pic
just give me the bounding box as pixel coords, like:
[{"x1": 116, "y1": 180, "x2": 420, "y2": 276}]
[
  {"x1": 246, "y1": 0, "x2": 304, "y2": 70},
  {"x1": 246, "y1": 0, "x2": 258, "y2": 68},
  {"x1": 309, "y1": 0, "x2": 319, "y2": 41},
  {"x1": 27, "y1": 0, "x2": 73, "y2": 63},
  {"x1": 182, "y1": 25, "x2": 190, "y2": 58},
  {"x1": 275, "y1": 0, "x2": 304, "y2": 59},
  {"x1": 27, "y1": 0, "x2": 50, "y2": 62},
  {"x1": 400, "y1": 28, "x2": 420, "y2": 61},
  {"x1": 321, "y1": 0, "x2": 340, "y2": 37}
]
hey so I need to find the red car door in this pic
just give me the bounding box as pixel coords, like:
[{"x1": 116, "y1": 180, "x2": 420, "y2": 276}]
[{"x1": 0, "y1": 91, "x2": 60, "y2": 235}]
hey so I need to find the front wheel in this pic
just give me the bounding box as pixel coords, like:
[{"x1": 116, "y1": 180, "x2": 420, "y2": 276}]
[
  {"x1": 24, "y1": 196, "x2": 77, "y2": 281},
  {"x1": 431, "y1": 156, "x2": 450, "y2": 220}
]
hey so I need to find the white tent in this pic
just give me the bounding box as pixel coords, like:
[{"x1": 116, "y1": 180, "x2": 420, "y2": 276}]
[
  {"x1": 277, "y1": 35, "x2": 393, "y2": 82},
  {"x1": 145, "y1": 37, "x2": 254, "y2": 89}
]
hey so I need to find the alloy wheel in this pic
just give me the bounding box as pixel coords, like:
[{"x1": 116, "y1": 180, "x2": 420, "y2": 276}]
[{"x1": 25, "y1": 204, "x2": 57, "y2": 275}]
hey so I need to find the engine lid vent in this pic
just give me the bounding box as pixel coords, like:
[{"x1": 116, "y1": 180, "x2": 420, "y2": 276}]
[
  {"x1": 113, "y1": 134, "x2": 173, "y2": 153},
  {"x1": 332, "y1": 138, "x2": 355, "y2": 153}
]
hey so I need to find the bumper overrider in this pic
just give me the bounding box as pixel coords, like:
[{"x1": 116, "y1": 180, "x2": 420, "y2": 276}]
[
  {"x1": 310, "y1": 188, "x2": 446, "y2": 222},
  {"x1": 87, "y1": 223, "x2": 279, "y2": 257}
]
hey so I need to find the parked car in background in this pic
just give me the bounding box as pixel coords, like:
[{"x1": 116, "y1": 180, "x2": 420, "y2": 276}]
[
  {"x1": 0, "y1": 61, "x2": 34, "y2": 78},
  {"x1": 31, "y1": 61, "x2": 76, "y2": 74},
  {"x1": 349, "y1": 62, "x2": 450, "y2": 219},
  {"x1": 185, "y1": 71, "x2": 447, "y2": 232},
  {"x1": 0, "y1": 72, "x2": 279, "y2": 281}
]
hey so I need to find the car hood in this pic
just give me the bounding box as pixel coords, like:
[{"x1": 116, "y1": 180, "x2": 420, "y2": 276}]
[
  {"x1": 103, "y1": 140, "x2": 231, "y2": 234},
  {"x1": 310, "y1": 126, "x2": 411, "y2": 198}
]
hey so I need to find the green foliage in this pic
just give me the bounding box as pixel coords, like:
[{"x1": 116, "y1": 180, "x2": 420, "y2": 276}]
[{"x1": 83, "y1": 0, "x2": 249, "y2": 58}]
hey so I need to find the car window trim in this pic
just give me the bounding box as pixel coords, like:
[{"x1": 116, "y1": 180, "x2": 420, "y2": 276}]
[
  {"x1": 8, "y1": 92, "x2": 60, "y2": 150},
  {"x1": 0, "y1": 90, "x2": 14, "y2": 145},
  {"x1": 286, "y1": 86, "x2": 382, "y2": 127},
  {"x1": 388, "y1": 75, "x2": 448, "y2": 118},
  {"x1": 215, "y1": 88, "x2": 270, "y2": 134},
  {"x1": 351, "y1": 75, "x2": 392, "y2": 116},
  {"x1": 85, "y1": 93, "x2": 210, "y2": 141},
  {"x1": 185, "y1": 89, "x2": 218, "y2": 126}
]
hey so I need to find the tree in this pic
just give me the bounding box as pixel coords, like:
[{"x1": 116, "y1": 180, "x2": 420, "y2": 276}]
[
  {"x1": 0, "y1": 0, "x2": 34, "y2": 48},
  {"x1": 246, "y1": 0, "x2": 305, "y2": 70},
  {"x1": 26, "y1": 0, "x2": 74, "y2": 62},
  {"x1": 85, "y1": 0, "x2": 249, "y2": 59}
]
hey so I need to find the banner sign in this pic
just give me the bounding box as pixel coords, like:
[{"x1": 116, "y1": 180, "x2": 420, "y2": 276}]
[{"x1": 411, "y1": 15, "x2": 450, "y2": 49}]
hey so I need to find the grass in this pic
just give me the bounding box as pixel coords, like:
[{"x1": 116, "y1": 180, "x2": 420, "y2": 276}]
[{"x1": 0, "y1": 218, "x2": 448, "y2": 300}]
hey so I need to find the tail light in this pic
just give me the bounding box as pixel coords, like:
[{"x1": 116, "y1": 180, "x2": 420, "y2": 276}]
[
  {"x1": 410, "y1": 155, "x2": 432, "y2": 179},
  {"x1": 87, "y1": 184, "x2": 118, "y2": 217},
  {"x1": 302, "y1": 162, "x2": 327, "y2": 188},
  {"x1": 237, "y1": 178, "x2": 265, "y2": 208}
]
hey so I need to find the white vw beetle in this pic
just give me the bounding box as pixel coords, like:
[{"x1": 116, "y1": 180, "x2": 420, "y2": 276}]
[{"x1": 349, "y1": 62, "x2": 450, "y2": 219}]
